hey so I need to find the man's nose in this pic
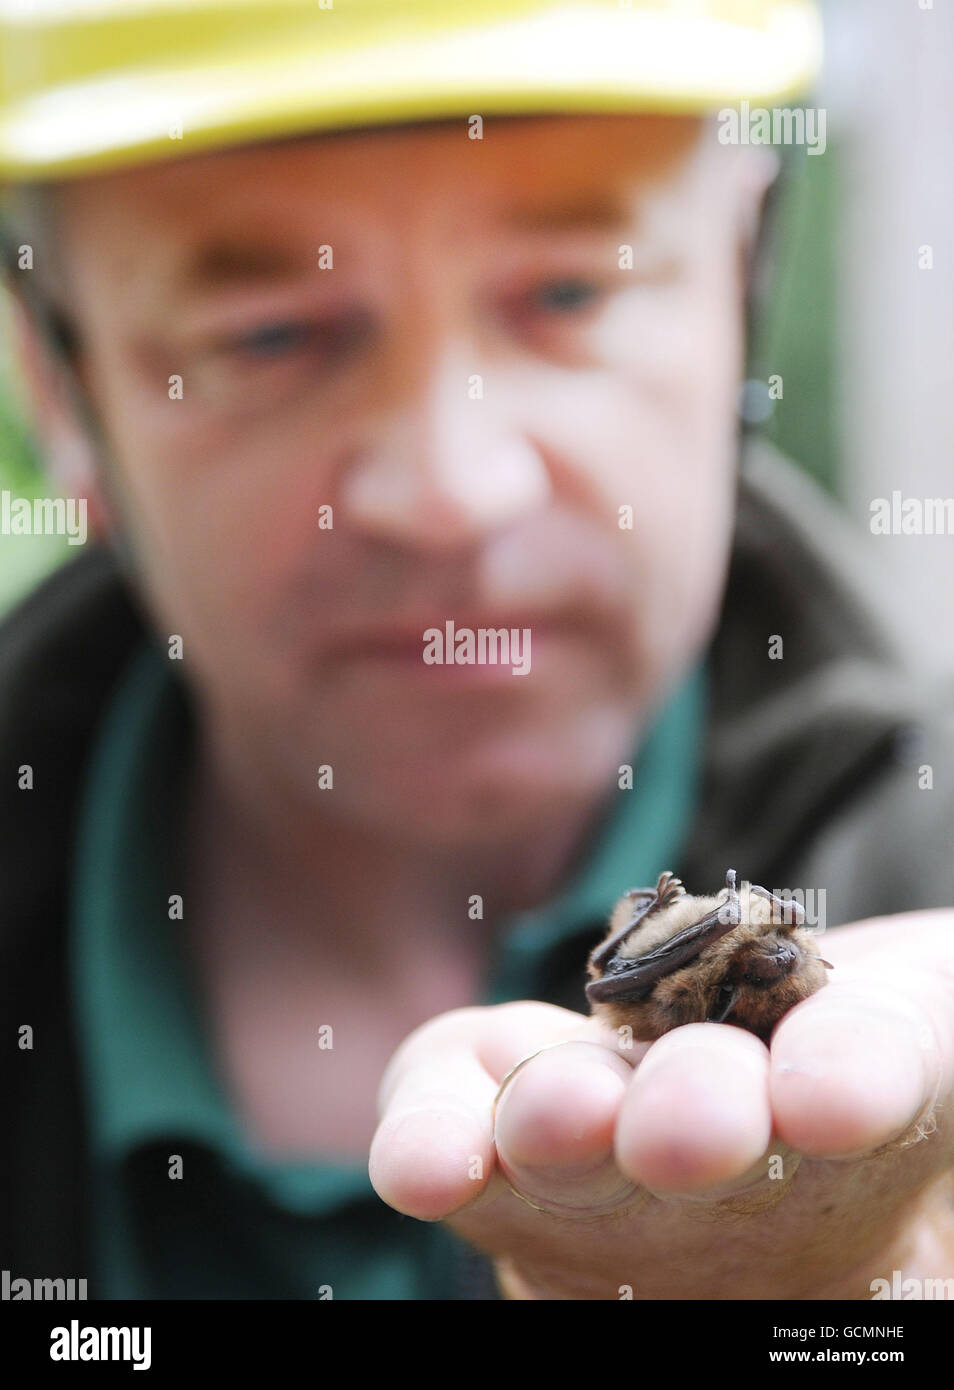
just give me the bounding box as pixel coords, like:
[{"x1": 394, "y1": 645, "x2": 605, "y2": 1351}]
[{"x1": 338, "y1": 341, "x2": 552, "y2": 549}]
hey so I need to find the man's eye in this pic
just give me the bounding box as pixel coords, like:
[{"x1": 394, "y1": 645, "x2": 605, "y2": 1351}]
[
  {"x1": 232, "y1": 321, "x2": 315, "y2": 359},
  {"x1": 189, "y1": 312, "x2": 374, "y2": 405},
  {"x1": 224, "y1": 311, "x2": 373, "y2": 365},
  {"x1": 530, "y1": 279, "x2": 603, "y2": 314}
]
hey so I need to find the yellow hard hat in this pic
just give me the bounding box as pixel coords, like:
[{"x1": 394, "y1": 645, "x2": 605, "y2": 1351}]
[{"x1": 0, "y1": 0, "x2": 822, "y2": 182}]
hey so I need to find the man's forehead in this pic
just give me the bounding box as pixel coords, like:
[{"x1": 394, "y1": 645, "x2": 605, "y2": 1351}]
[
  {"x1": 58, "y1": 115, "x2": 708, "y2": 281},
  {"x1": 62, "y1": 113, "x2": 705, "y2": 226}
]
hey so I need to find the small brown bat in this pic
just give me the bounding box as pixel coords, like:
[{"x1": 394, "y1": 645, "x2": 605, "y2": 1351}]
[{"x1": 586, "y1": 869, "x2": 831, "y2": 1043}]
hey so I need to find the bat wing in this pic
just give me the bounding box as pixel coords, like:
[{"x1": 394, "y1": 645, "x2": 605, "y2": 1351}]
[
  {"x1": 587, "y1": 887, "x2": 659, "y2": 971},
  {"x1": 585, "y1": 896, "x2": 742, "y2": 1006}
]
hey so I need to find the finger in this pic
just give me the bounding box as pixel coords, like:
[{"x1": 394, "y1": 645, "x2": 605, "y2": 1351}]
[
  {"x1": 493, "y1": 1040, "x2": 636, "y2": 1214},
  {"x1": 370, "y1": 1002, "x2": 589, "y2": 1220},
  {"x1": 615, "y1": 1023, "x2": 773, "y2": 1196},
  {"x1": 770, "y1": 971, "x2": 951, "y2": 1159},
  {"x1": 476, "y1": 1002, "x2": 625, "y2": 1080}
]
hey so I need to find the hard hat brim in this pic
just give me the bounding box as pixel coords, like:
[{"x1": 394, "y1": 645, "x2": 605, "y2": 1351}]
[{"x1": 0, "y1": 3, "x2": 823, "y2": 181}]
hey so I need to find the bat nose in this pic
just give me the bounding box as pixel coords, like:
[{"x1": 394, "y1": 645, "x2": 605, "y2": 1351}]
[
  {"x1": 776, "y1": 942, "x2": 798, "y2": 968},
  {"x1": 744, "y1": 939, "x2": 800, "y2": 983},
  {"x1": 766, "y1": 942, "x2": 799, "y2": 978}
]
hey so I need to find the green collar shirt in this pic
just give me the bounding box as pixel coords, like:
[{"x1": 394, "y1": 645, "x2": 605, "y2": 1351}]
[{"x1": 69, "y1": 638, "x2": 706, "y2": 1299}]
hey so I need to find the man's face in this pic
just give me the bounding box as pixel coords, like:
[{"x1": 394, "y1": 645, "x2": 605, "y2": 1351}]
[{"x1": 47, "y1": 115, "x2": 758, "y2": 845}]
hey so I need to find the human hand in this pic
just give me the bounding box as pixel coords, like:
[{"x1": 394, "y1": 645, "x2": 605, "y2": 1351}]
[{"x1": 369, "y1": 911, "x2": 954, "y2": 1299}]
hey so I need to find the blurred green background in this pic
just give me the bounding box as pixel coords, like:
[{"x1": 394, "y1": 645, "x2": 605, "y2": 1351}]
[
  {"x1": 0, "y1": 306, "x2": 78, "y2": 613},
  {"x1": 0, "y1": 144, "x2": 838, "y2": 618}
]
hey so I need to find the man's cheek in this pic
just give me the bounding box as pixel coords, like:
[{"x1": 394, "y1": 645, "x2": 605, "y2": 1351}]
[{"x1": 115, "y1": 507, "x2": 273, "y2": 681}]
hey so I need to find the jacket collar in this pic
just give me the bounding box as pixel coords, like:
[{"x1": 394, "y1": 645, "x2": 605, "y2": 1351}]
[{"x1": 682, "y1": 436, "x2": 921, "y2": 886}]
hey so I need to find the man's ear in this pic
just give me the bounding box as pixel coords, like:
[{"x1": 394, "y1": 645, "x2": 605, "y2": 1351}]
[
  {"x1": 6, "y1": 287, "x2": 116, "y2": 541},
  {"x1": 735, "y1": 146, "x2": 781, "y2": 281}
]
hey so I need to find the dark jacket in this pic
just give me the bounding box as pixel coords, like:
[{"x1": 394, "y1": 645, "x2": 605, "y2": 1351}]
[{"x1": 2, "y1": 438, "x2": 952, "y2": 1290}]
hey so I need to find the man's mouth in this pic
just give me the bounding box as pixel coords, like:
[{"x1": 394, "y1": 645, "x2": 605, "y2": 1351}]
[{"x1": 320, "y1": 613, "x2": 582, "y2": 682}]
